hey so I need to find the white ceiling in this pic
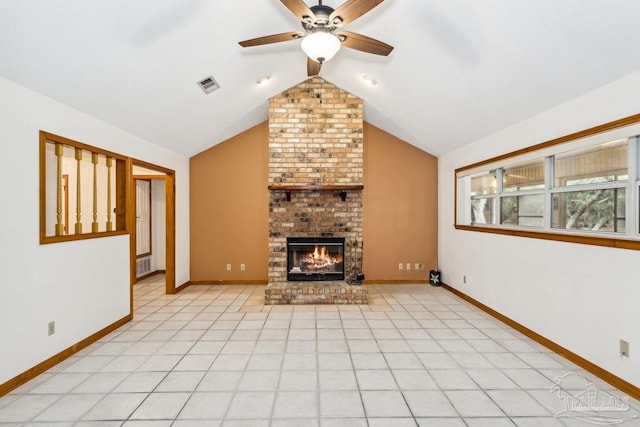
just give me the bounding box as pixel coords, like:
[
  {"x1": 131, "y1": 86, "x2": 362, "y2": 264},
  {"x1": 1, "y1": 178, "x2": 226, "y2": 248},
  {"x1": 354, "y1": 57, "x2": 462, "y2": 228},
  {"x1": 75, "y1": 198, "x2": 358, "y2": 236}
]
[{"x1": 2, "y1": 0, "x2": 640, "y2": 157}]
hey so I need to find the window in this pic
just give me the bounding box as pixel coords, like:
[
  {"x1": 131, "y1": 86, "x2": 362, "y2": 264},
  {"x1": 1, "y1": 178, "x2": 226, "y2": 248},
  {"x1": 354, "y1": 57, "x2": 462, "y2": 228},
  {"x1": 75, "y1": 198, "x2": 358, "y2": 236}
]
[
  {"x1": 551, "y1": 139, "x2": 628, "y2": 233},
  {"x1": 499, "y1": 159, "x2": 545, "y2": 228},
  {"x1": 554, "y1": 139, "x2": 628, "y2": 187},
  {"x1": 551, "y1": 188, "x2": 625, "y2": 232},
  {"x1": 501, "y1": 194, "x2": 544, "y2": 227},
  {"x1": 503, "y1": 159, "x2": 545, "y2": 192},
  {"x1": 455, "y1": 114, "x2": 640, "y2": 249},
  {"x1": 470, "y1": 171, "x2": 497, "y2": 225},
  {"x1": 40, "y1": 131, "x2": 128, "y2": 244}
]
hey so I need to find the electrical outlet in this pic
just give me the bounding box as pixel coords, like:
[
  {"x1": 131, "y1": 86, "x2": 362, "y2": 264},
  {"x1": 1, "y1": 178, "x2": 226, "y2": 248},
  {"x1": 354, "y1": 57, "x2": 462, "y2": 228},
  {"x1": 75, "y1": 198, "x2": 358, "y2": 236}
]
[
  {"x1": 415, "y1": 263, "x2": 420, "y2": 271},
  {"x1": 463, "y1": 275, "x2": 467, "y2": 284},
  {"x1": 406, "y1": 263, "x2": 411, "y2": 270},
  {"x1": 620, "y1": 339, "x2": 630, "y2": 357},
  {"x1": 419, "y1": 264, "x2": 425, "y2": 271},
  {"x1": 398, "y1": 263, "x2": 403, "y2": 270},
  {"x1": 240, "y1": 263, "x2": 245, "y2": 271},
  {"x1": 226, "y1": 264, "x2": 231, "y2": 271},
  {"x1": 48, "y1": 321, "x2": 55, "y2": 336}
]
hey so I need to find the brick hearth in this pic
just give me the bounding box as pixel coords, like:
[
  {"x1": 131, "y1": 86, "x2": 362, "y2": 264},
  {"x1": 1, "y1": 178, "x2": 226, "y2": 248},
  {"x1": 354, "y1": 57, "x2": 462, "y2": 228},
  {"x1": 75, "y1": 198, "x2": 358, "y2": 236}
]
[{"x1": 265, "y1": 281, "x2": 368, "y2": 305}]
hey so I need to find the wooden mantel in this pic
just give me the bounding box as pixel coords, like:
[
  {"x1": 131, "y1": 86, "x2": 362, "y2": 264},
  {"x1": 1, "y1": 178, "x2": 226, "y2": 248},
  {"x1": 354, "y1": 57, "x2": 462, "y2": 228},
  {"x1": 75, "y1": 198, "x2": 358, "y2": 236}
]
[
  {"x1": 268, "y1": 184, "x2": 364, "y2": 201},
  {"x1": 268, "y1": 185, "x2": 364, "y2": 191}
]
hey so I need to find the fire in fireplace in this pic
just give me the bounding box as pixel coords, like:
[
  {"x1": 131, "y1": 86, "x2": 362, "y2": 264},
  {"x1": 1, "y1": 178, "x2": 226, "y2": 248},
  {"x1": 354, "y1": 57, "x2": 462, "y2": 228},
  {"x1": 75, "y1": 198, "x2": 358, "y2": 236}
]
[{"x1": 287, "y1": 237, "x2": 345, "y2": 281}]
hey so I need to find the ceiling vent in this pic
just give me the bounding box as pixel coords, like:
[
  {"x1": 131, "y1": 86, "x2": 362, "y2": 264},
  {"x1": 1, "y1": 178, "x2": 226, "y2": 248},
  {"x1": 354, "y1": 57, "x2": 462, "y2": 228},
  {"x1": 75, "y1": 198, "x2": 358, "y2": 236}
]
[{"x1": 197, "y1": 76, "x2": 220, "y2": 94}]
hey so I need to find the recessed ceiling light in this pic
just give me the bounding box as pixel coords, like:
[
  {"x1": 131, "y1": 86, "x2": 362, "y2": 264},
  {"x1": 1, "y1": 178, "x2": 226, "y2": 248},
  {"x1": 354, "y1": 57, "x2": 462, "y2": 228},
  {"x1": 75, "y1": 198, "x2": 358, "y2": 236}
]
[
  {"x1": 362, "y1": 75, "x2": 377, "y2": 86},
  {"x1": 257, "y1": 76, "x2": 271, "y2": 85}
]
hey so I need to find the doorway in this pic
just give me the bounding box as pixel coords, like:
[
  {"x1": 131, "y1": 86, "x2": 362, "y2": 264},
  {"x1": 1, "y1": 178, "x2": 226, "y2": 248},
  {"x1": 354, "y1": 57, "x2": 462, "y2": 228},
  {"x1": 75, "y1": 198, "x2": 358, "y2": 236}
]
[{"x1": 130, "y1": 160, "x2": 176, "y2": 296}]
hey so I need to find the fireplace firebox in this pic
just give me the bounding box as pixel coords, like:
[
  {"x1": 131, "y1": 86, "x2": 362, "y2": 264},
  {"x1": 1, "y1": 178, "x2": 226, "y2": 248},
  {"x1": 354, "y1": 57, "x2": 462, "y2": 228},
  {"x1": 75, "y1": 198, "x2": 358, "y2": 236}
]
[{"x1": 287, "y1": 237, "x2": 345, "y2": 281}]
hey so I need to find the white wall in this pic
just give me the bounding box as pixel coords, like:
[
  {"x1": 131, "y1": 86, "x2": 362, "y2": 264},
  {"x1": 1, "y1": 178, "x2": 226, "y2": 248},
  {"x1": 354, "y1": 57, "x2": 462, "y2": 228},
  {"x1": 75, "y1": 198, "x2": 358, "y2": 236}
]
[
  {"x1": 439, "y1": 70, "x2": 640, "y2": 387},
  {"x1": 0, "y1": 76, "x2": 190, "y2": 385}
]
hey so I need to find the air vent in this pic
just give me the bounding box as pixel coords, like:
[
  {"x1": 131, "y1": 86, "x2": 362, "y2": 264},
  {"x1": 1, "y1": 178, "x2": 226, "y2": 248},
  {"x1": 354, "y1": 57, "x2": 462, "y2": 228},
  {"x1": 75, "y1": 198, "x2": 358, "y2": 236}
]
[
  {"x1": 197, "y1": 75, "x2": 220, "y2": 94},
  {"x1": 136, "y1": 257, "x2": 151, "y2": 278}
]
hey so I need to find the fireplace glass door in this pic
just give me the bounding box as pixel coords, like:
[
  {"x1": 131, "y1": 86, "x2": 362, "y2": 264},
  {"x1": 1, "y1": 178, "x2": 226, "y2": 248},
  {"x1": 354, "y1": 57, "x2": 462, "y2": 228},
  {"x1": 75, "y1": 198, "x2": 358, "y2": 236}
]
[{"x1": 287, "y1": 237, "x2": 345, "y2": 281}]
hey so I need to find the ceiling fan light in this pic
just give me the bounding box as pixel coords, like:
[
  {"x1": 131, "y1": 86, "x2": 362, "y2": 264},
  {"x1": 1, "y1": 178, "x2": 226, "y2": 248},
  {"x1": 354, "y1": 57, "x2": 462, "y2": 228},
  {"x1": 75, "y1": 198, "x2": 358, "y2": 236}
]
[{"x1": 301, "y1": 30, "x2": 341, "y2": 63}]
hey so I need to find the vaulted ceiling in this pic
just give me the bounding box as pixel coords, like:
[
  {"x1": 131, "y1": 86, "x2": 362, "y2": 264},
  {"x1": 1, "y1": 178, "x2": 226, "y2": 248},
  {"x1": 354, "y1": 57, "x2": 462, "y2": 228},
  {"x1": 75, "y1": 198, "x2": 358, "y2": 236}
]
[{"x1": 2, "y1": 0, "x2": 640, "y2": 157}]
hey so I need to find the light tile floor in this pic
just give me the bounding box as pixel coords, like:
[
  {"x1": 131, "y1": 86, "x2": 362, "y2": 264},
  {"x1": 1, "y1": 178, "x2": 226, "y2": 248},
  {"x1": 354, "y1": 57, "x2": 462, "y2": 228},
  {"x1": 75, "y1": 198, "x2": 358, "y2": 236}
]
[{"x1": 1, "y1": 275, "x2": 639, "y2": 426}]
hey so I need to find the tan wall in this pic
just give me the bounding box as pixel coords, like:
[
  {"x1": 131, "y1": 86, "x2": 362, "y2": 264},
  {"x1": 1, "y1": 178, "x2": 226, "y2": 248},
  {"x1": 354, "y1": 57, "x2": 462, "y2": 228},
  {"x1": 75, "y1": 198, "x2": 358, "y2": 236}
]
[
  {"x1": 189, "y1": 121, "x2": 438, "y2": 282},
  {"x1": 363, "y1": 122, "x2": 438, "y2": 281},
  {"x1": 189, "y1": 122, "x2": 269, "y2": 282}
]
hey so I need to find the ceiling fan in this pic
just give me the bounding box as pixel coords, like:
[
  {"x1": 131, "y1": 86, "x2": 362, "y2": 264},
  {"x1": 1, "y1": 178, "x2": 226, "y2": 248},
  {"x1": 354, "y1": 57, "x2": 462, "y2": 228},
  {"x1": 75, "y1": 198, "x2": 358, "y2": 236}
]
[{"x1": 239, "y1": 0, "x2": 393, "y2": 76}]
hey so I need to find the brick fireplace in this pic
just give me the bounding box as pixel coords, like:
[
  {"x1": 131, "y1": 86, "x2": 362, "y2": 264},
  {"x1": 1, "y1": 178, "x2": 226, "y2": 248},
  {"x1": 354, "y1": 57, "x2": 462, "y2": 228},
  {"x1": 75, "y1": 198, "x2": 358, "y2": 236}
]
[
  {"x1": 266, "y1": 77, "x2": 366, "y2": 304},
  {"x1": 287, "y1": 237, "x2": 345, "y2": 282}
]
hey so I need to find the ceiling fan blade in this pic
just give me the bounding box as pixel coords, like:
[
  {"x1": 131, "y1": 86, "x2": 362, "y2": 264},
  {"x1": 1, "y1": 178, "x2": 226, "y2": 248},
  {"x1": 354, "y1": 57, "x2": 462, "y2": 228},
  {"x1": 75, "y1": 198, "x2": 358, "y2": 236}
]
[
  {"x1": 330, "y1": 0, "x2": 383, "y2": 27},
  {"x1": 307, "y1": 57, "x2": 322, "y2": 76},
  {"x1": 337, "y1": 30, "x2": 393, "y2": 56},
  {"x1": 281, "y1": 0, "x2": 316, "y2": 22},
  {"x1": 239, "y1": 31, "x2": 304, "y2": 47}
]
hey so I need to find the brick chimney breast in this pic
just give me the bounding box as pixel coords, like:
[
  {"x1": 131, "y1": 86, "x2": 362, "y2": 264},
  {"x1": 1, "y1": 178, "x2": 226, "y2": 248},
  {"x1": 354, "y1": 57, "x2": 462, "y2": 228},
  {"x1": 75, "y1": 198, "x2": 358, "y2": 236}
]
[{"x1": 268, "y1": 76, "x2": 363, "y2": 186}]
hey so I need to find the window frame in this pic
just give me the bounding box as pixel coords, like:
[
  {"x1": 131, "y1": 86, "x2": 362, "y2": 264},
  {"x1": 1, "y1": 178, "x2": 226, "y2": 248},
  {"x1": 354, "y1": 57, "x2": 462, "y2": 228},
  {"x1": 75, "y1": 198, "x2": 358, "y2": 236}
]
[
  {"x1": 454, "y1": 113, "x2": 640, "y2": 251},
  {"x1": 39, "y1": 131, "x2": 130, "y2": 244}
]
